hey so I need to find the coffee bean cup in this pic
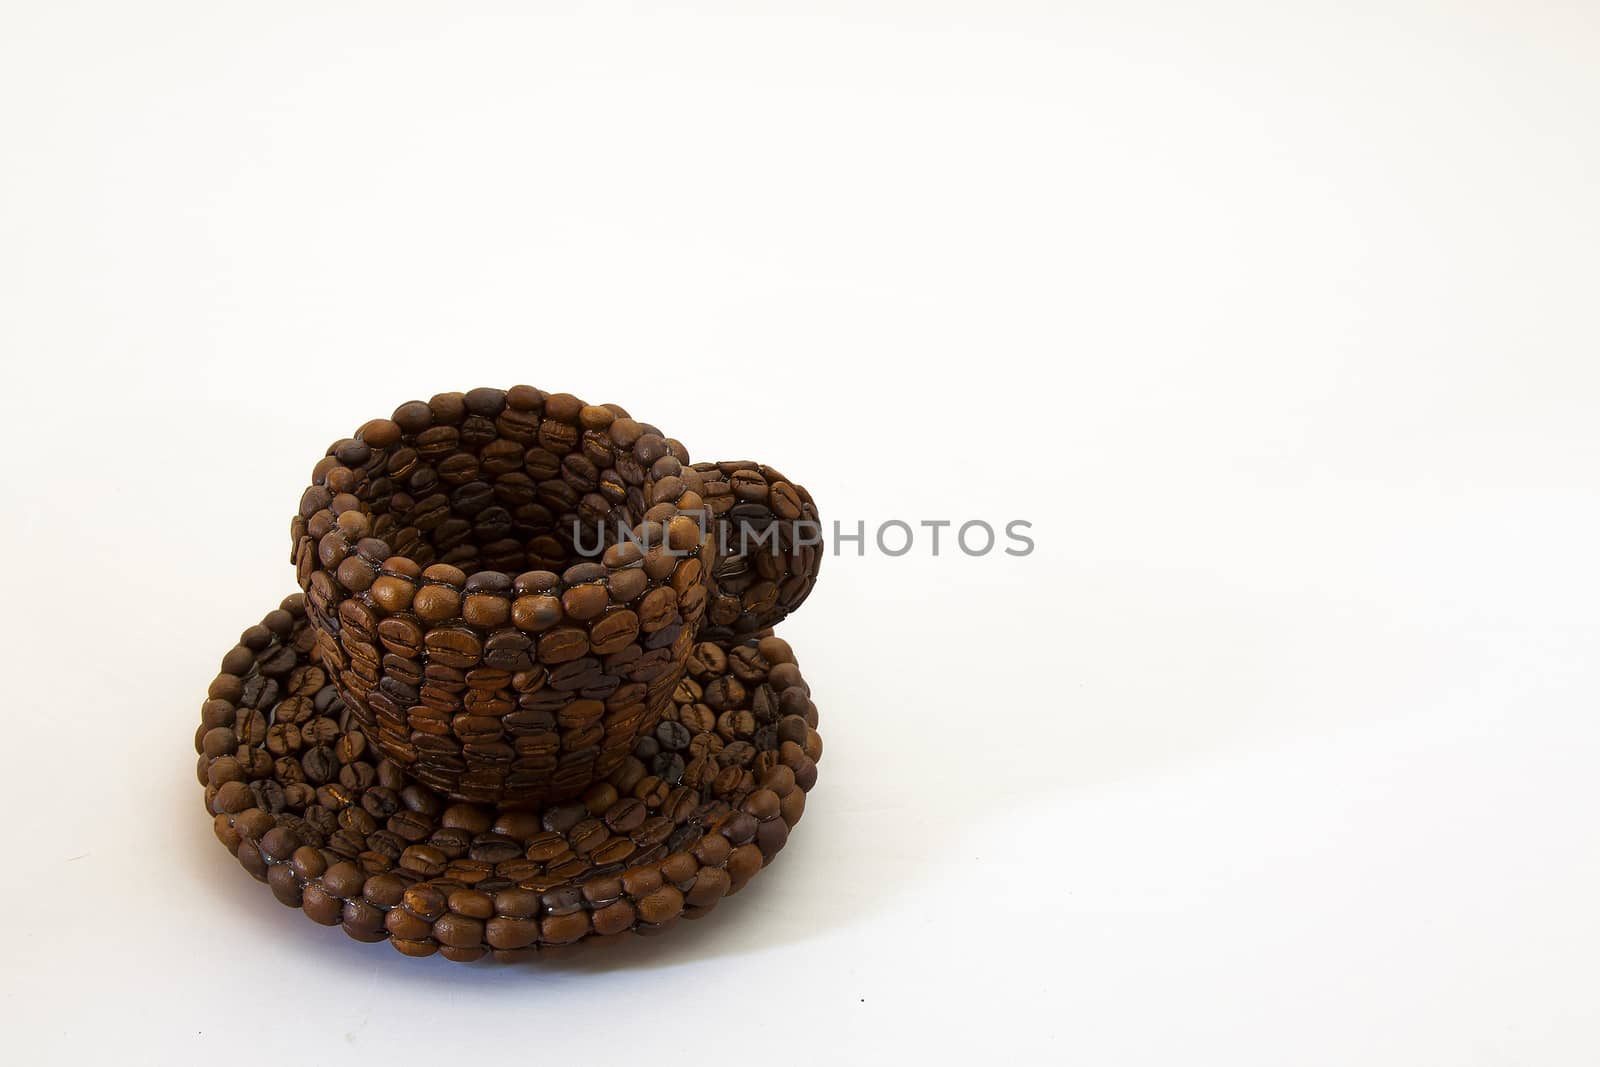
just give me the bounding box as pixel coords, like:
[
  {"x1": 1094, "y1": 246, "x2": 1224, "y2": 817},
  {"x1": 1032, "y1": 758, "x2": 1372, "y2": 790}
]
[{"x1": 291, "y1": 386, "x2": 820, "y2": 805}]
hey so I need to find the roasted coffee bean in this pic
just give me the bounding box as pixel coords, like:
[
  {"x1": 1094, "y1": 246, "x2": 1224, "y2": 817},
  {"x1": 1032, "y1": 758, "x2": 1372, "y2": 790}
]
[
  {"x1": 424, "y1": 627, "x2": 482, "y2": 669},
  {"x1": 689, "y1": 641, "x2": 727, "y2": 676},
  {"x1": 717, "y1": 710, "x2": 757, "y2": 741},
  {"x1": 366, "y1": 830, "x2": 406, "y2": 862},
  {"x1": 637, "y1": 885, "x2": 685, "y2": 925},
  {"x1": 235, "y1": 708, "x2": 268, "y2": 746},
  {"x1": 769, "y1": 662, "x2": 806, "y2": 694},
  {"x1": 400, "y1": 845, "x2": 449, "y2": 878},
  {"x1": 568, "y1": 818, "x2": 609, "y2": 854},
  {"x1": 361, "y1": 786, "x2": 401, "y2": 819},
  {"x1": 741, "y1": 788, "x2": 781, "y2": 822},
  {"x1": 430, "y1": 826, "x2": 473, "y2": 858},
  {"x1": 201, "y1": 699, "x2": 236, "y2": 731},
  {"x1": 651, "y1": 752, "x2": 686, "y2": 782},
  {"x1": 389, "y1": 809, "x2": 433, "y2": 842},
  {"x1": 377, "y1": 617, "x2": 424, "y2": 658},
  {"x1": 536, "y1": 627, "x2": 589, "y2": 665},
  {"x1": 680, "y1": 704, "x2": 715, "y2": 734},
  {"x1": 607, "y1": 568, "x2": 647, "y2": 603},
  {"x1": 655, "y1": 720, "x2": 692, "y2": 751},
  {"x1": 238, "y1": 746, "x2": 274, "y2": 778},
  {"x1": 638, "y1": 587, "x2": 678, "y2": 633},
  {"x1": 413, "y1": 585, "x2": 461, "y2": 622},
  {"x1": 776, "y1": 715, "x2": 809, "y2": 746},
  {"x1": 399, "y1": 783, "x2": 441, "y2": 816},
  {"x1": 469, "y1": 834, "x2": 523, "y2": 864},
  {"x1": 302, "y1": 805, "x2": 337, "y2": 838},
  {"x1": 704, "y1": 676, "x2": 746, "y2": 710},
  {"x1": 206, "y1": 756, "x2": 243, "y2": 788},
  {"x1": 302, "y1": 717, "x2": 340, "y2": 746},
  {"x1": 201, "y1": 727, "x2": 236, "y2": 759},
  {"x1": 386, "y1": 907, "x2": 433, "y2": 940},
  {"x1": 248, "y1": 778, "x2": 287, "y2": 813},
  {"x1": 265, "y1": 722, "x2": 302, "y2": 757},
  {"x1": 511, "y1": 594, "x2": 563, "y2": 633},
  {"x1": 461, "y1": 593, "x2": 509, "y2": 628},
  {"x1": 712, "y1": 765, "x2": 749, "y2": 798},
  {"x1": 258, "y1": 645, "x2": 299, "y2": 677},
  {"x1": 542, "y1": 802, "x2": 587, "y2": 835},
  {"x1": 729, "y1": 469, "x2": 767, "y2": 502},
  {"x1": 561, "y1": 583, "x2": 608, "y2": 621},
  {"x1": 339, "y1": 762, "x2": 377, "y2": 792},
  {"x1": 300, "y1": 751, "x2": 337, "y2": 783},
  {"x1": 728, "y1": 646, "x2": 768, "y2": 683},
  {"x1": 589, "y1": 609, "x2": 640, "y2": 655},
  {"x1": 542, "y1": 911, "x2": 591, "y2": 944}
]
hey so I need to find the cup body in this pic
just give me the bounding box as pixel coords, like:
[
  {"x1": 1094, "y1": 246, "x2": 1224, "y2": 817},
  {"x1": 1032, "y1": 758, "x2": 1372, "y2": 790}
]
[{"x1": 292, "y1": 386, "x2": 715, "y2": 805}]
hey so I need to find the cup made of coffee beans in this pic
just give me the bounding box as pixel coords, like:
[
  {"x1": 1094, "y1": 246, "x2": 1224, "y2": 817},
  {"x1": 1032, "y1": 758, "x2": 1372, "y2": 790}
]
[{"x1": 291, "y1": 386, "x2": 820, "y2": 806}]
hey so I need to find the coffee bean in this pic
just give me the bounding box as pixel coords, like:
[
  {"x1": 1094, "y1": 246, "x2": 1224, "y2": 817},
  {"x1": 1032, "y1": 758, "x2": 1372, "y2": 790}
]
[
  {"x1": 589, "y1": 609, "x2": 640, "y2": 655},
  {"x1": 588, "y1": 836, "x2": 635, "y2": 867},
  {"x1": 377, "y1": 617, "x2": 424, "y2": 658},
  {"x1": 388, "y1": 809, "x2": 433, "y2": 842},
  {"x1": 423, "y1": 627, "x2": 481, "y2": 669},
  {"x1": 726, "y1": 843, "x2": 764, "y2": 887},
  {"x1": 568, "y1": 818, "x2": 609, "y2": 854},
  {"x1": 265, "y1": 722, "x2": 302, "y2": 757},
  {"x1": 717, "y1": 710, "x2": 757, "y2": 741},
  {"x1": 541, "y1": 910, "x2": 591, "y2": 944},
  {"x1": 651, "y1": 752, "x2": 686, "y2": 781},
  {"x1": 446, "y1": 888, "x2": 494, "y2": 920},
  {"x1": 399, "y1": 845, "x2": 448, "y2": 878},
  {"x1": 638, "y1": 587, "x2": 677, "y2": 632},
  {"x1": 686, "y1": 866, "x2": 731, "y2": 908},
  {"x1": 741, "y1": 789, "x2": 781, "y2": 822},
  {"x1": 537, "y1": 627, "x2": 589, "y2": 665},
  {"x1": 469, "y1": 834, "x2": 522, "y2": 863},
  {"x1": 586, "y1": 899, "x2": 632, "y2": 936},
  {"x1": 511, "y1": 594, "x2": 563, "y2": 633},
  {"x1": 413, "y1": 585, "x2": 460, "y2": 622},
  {"x1": 482, "y1": 916, "x2": 537, "y2": 950},
  {"x1": 655, "y1": 720, "x2": 692, "y2": 751},
  {"x1": 607, "y1": 568, "x2": 647, "y2": 604},
  {"x1": 201, "y1": 727, "x2": 237, "y2": 760},
  {"x1": 431, "y1": 912, "x2": 484, "y2": 949},
  {"x1": 637, "y1": 885, "x2": 685, "y2": 925},
  {"x1": 462, "y1": 593, "x2": 509, "y2": 628},
  {"x1": 561, "y1": 583, "x2": 609, "y2": 621},
  {"x1": 581, "y1": 782, "x2": 619, "y2": 813},
  {"x1": 249, "y1": 779, "x2": 287, "y2": 813},
  {"x1": 462, "y1": 386, "x2": 505, "y2": 417},
  {"x1": 301, "y1": 745, "x2": 338, "y2": 784},
  {"x1": 206, "y1": 756, "x2": 243, "y2": 788}
]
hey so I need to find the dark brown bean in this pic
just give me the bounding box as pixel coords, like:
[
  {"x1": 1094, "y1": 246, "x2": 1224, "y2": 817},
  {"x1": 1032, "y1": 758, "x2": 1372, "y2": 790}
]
[
  {"x1": 561, "y1": 584, "x2": 609, "y2": 622},
  {"x1": 637, "y1": 885, "x2": 685, "y2": 925},
  {"x1": 638, "y1": 587, "x2": 677, "y2": 632},
  {"x1": 433, "y1": 912, "x2": 485, "y2": 949},
  {"x1": 536, "y1": 627, "x2": 589, "y2": 664}
]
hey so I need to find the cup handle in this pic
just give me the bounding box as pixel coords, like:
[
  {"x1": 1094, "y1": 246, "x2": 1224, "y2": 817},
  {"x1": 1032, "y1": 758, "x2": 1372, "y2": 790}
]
[{"x1": 691, "y1": 461, "x2": 822, "y2": 641}]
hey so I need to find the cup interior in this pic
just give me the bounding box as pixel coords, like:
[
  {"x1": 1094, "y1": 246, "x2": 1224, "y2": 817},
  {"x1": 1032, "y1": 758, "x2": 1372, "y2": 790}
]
[{"x1": 327, "y1": 396, "x2": 690, "y2": 585}]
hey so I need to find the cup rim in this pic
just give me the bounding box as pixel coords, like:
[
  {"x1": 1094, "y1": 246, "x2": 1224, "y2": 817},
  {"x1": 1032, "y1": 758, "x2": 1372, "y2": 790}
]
[{"x1": 293, "y1": 385, "x2": 715, "y2": 611}]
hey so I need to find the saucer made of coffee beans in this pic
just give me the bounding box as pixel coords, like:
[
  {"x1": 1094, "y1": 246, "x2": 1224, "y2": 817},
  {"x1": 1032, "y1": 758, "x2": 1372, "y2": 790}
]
[{"x1": 196, "y1": 594, "x2": 822, "y2": 962}]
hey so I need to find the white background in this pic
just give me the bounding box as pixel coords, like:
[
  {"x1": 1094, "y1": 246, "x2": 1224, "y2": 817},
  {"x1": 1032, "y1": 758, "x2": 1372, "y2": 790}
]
[{"x1": 2, "y1": 2, "x2": 1598, "y2": 1063}]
